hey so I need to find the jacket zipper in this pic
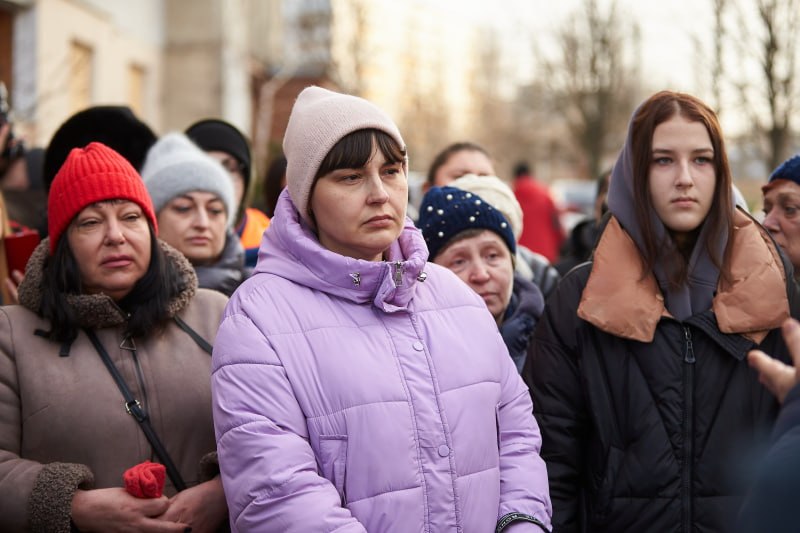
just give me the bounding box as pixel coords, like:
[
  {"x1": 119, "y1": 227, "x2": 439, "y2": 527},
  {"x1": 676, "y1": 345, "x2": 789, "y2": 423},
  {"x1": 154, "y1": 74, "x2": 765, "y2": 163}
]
[
  {"x1": 392, "y1": 261, "x2": 404, "y2": 287},
  {"x1": 682, "y1": 326, "x2": 696, "y2": 533}
]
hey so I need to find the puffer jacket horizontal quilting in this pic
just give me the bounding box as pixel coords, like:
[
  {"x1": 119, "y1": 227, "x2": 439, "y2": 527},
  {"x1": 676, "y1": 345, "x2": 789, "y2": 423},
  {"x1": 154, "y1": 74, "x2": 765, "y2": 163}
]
[
  {"x1": 212, "y1": 191, "x2": 551, "y2": 532},
  {"x1": 527, "y1": 216, "x2": 799, "y2": 533}
]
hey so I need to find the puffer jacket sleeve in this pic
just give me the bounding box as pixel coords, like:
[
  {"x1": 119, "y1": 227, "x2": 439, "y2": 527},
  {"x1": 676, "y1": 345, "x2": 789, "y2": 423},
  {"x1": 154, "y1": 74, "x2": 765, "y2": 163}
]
[
  {"x1": 495, "y1": 327, "x2": 553, "y2": 532},
  {"x1": 524, "y1": 268, "x2": 589, "y2": 533},
  {"x1": 211, "y1": 311, "x2": 366, "y2": 533},
  {"x1": 0, "y1": 309, "x2": 94, "y2": 533}
]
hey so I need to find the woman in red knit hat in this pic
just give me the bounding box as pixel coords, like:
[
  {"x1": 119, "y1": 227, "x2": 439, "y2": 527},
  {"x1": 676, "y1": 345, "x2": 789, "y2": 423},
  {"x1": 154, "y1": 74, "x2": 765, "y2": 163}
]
[{"x1": 0, "y1": 142, "x2": 228, "y2": 532}]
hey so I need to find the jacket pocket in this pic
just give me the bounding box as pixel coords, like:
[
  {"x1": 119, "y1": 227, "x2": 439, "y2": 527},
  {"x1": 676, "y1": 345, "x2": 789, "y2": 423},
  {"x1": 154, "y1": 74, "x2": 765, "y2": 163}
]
[{"x1": 317, "y1": 435, "x2": 349, "y2": 505}]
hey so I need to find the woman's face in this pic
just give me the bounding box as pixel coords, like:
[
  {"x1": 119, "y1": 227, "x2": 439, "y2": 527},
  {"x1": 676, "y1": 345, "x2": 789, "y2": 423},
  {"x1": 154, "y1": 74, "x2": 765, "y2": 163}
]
[
  {"x1": 310, "y1": 146, "x2": 407, "y2": 261},
  {"x1": 207, "y1": 150, "x2": 246, "y2": 207},
  {"x1": 433, "y1": 230, "x2": 514, "y2": 324},
  {"x1": 434, "y1": 149, "x2": 495, "y2": 187},
  {"x1": 762, "y1": 179, "x2": 800, "y2": 271},
  {"x1": 67, "y1": 200, "x2": 151, "y2": 300},
  {"x1": 648, "y1": 115, "x2": 716, "y2": 238},
  {"x1": 157, "y1": 191, "x2": 227, "y2": 265}
]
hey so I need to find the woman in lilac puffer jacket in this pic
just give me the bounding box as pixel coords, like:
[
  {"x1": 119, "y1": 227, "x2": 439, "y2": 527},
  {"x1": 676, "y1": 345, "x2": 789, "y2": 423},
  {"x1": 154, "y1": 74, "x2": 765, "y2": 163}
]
[{"x1": 211, "y1": 86, "x2": 552, "y2": 533}]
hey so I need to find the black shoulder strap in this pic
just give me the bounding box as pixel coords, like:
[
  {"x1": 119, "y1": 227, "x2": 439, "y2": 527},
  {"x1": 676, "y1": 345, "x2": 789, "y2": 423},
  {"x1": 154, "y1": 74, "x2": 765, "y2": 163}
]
[
  {"x1": 173, "y1": 316, "x2": 213, "y2": 355},
  {"x1": 84, "y1": 329, "x2": 187, "y2": 491}
]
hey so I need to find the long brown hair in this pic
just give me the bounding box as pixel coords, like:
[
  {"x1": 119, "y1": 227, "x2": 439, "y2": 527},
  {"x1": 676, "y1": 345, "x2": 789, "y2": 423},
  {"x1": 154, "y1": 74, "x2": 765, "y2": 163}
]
[{"x1": 631, "y1": 91, "x2": 734, "y2": 287}]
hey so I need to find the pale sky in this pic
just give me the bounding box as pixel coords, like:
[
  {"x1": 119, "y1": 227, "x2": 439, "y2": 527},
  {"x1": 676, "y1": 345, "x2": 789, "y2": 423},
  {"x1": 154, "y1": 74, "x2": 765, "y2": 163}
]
[{"x1": 433, "y1": 0, "x2": 760, "y2": 133}]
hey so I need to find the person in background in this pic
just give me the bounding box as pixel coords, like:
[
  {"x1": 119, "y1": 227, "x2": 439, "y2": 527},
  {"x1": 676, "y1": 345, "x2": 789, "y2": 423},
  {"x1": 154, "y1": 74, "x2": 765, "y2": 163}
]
[
  {"x1": 1, "y1": 146, "x2": 46, "y2": 233},
  {"x1": 212, "y1": 86, "x2": 551, "y2": 532},
  {"x1": 513, "y1": 162, "x2": 564, "y2": 263},
  {"x1": 762, "y1": 153, "x2": 800, "y2": 278},
  {"x1": 526, "y1": 90, "x2": 799, "y2": 532},
  {"x1": 425, "y1": 141, "x2": 495, "y2": 190},
  {"x1": 0, "y1": 142, "x2": 228, "y2": 532},
  {"x1": 426, "y1": 143, "x2": 560, "y2": 298},
  {"x1": 142, "y1": 133, "x2": 246, "y2": 297},
  {"x1": 262, "y1": 154, "x2": 287, "y2": 218},
  {"x1": 186, "y1": 119, "x2": 270, "y2": 268},
  {"x1": 741, "y1": 317, "x2": 800, "y2": 533},
  {"x1": 43, "y1": 106, "x2": 156, "y2": 194},
  {"x1": 554, "y1": 170, "x2": 610, "y2": 276},
  {"x1": 418, "y1": 177, "x2": 545, "y2": 373},
  {"x1": 0, "y1": 190, "x2": 39, "y2": 305}
]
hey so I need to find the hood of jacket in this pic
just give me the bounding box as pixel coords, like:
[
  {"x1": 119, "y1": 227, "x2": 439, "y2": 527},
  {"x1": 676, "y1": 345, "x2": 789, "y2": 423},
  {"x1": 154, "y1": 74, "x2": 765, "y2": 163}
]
[
  {"x1": 254, "y1": 189, "x2": 429, "y2": 312},
  {"x1": 578, "y1": 210, "x2": 789, "y2": 344},
  {"x1": 17, "y1": 238, "x2": 198, "y2": 330},
  {"x1": 194, "y1": 227, "x2": 246, "y2": 296},
  {"x1": 606, "y1": 110, "x2": 732, "y2": 321}
]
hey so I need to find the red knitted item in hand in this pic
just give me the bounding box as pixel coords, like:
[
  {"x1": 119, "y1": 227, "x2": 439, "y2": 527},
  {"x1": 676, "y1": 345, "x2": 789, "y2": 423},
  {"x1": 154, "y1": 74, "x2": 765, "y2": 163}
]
[{"x1": 123, "y1": 461, "x2": 166, "y2": 498}]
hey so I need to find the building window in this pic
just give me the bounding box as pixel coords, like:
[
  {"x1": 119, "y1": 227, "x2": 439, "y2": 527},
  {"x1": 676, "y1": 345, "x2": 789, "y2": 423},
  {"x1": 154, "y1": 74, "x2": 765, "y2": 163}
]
[
  {"x1": 128, "y1": 64, "x2": 146, "y2": 116},
  {"x1": 69, "y1": 41, "x2": 93, "y2": 113}
]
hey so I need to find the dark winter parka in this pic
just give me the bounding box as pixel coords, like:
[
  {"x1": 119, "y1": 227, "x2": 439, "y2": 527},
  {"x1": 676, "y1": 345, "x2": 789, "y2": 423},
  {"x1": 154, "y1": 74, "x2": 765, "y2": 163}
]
[
  {"x1": 526, "y1": 208, "x2": 799, "y2": 532},
  {"x1": 525, "y1": 105, "x2": 799, "y2": 532}
]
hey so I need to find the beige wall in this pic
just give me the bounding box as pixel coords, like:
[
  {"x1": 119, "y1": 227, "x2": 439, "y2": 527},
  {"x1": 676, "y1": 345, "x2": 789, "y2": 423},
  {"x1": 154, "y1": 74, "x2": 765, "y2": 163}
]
[
  {"x1": 162, "y1": 0, "x2": 223, "y2": 131},
  {"x1": 162, "y1": 0, "x2": 255, "y2": 135},
  {"x1": 32, "y1": 0, "x2": 162, "y2": 145}
]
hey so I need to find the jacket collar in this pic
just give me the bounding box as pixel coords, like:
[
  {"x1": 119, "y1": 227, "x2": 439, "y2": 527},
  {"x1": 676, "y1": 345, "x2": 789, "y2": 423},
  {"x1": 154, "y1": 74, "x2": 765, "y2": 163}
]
[
  {"x1": 194, "y1": 228, "x2": 245, "y2": 295},
  {"x1": 578, "y1": 210, "x2": 788, "y2": 344},
  {"x1": 18, "y1": 238, "x2": 198, "y2": 330},
  {"x1": 256, "y1": 190, "x2": 428, "y2": 312}
]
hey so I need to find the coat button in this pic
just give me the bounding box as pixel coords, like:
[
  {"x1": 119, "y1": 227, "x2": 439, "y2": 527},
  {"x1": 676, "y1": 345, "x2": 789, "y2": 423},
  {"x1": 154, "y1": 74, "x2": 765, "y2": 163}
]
[
  {"x1": 437, "y1": 444, "x2": 450, "y2": 457},
  {"x1": 412, "y1": 341, "x2": 424, "y2": 351}
]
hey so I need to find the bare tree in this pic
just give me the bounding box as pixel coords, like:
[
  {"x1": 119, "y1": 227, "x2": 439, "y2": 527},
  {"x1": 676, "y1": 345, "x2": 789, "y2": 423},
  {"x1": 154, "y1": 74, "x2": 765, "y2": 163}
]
[
  {"x1": 542, "y1": 0, "x2": 640, "y2": 179},
  {"x1": 468, "y1": 28, "x2": 520, "y2": 172},
  {"x1": 755, "y1": 0, "x2": 799, "y2": 169},
  {"x1": 711, "y1": 0, "x2": 728, "y2": 115},
  {"x1": 718, "y1": 0, "x2": 799, "y2": 171},
  {"x1": 327, "y1": 0, "x2": 370, "y2": 96}
]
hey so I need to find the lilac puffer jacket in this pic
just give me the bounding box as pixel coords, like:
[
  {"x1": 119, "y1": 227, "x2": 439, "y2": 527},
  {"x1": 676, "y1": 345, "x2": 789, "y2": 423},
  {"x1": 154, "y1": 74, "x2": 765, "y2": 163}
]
[{"x1": 212, "y1": 191, "x2": 551, "y2": 532}]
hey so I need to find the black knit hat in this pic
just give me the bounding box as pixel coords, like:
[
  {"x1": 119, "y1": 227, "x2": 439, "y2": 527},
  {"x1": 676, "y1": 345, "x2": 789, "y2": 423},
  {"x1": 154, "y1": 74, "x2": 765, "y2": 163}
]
[
  {"x1": 185, "y1": 119, "x2": 252, "y2": 194},
  {"x1": 418, "y1": 186, "x2": 516, "y2": 261},
  {"x1": 43, "y1": 106, "x2": 156, "y2": 191}
]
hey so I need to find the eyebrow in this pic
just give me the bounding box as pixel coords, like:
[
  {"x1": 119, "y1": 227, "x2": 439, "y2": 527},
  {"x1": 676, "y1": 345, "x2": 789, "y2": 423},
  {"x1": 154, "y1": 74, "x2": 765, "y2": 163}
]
[
  {"x1": 652, "y1": 147, "x2": 714, "y2": 154},
  {"x1": 775, "y1": 192, "x2": 800, "y2": 202}
]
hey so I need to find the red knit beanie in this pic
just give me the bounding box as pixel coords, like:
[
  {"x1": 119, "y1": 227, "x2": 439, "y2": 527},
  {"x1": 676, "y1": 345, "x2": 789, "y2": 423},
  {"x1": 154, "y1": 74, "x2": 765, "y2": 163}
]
[{"x1": 48, "y1": 142, "x2": 158, "y2": 254}]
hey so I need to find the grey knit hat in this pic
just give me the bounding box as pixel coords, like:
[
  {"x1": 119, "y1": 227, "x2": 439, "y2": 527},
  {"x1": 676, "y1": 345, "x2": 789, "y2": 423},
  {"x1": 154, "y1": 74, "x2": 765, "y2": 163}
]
[
  {"x1": 282, "y1": 86, "x2": 406, "y2": 226},
  {"x1": 141, "y1": 132, "x2": 236, "y2": 227}
]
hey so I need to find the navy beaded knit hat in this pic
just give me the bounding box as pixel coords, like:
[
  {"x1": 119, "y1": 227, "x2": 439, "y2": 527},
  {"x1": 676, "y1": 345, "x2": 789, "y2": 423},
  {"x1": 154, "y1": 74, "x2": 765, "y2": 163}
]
[
  {"x1": 418, "y1": 186, "x2": 516, "y2": 261},
  {"x1": 764, "y1": 153, "x2": 800, "y2": 192}
]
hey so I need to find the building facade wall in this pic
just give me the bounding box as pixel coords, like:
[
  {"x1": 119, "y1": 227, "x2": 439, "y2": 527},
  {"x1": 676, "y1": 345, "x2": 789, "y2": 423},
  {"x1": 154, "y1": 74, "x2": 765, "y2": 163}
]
[{"x1": 13, "y1": 0, "x2": 163, "y2": 146}]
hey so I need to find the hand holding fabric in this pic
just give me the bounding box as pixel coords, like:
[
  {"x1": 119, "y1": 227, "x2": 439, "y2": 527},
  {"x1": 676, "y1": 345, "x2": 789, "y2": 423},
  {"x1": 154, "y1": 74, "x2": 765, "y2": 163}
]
[
  {"x1": 156, "y1": 477, "x2": 227, "y2": 533},
  {"x1": 124, "y1": 461, "x2": 167, "y2": 499},
  {"x1": 70, "y1": 487, "x2": 189, "y2": 533}
]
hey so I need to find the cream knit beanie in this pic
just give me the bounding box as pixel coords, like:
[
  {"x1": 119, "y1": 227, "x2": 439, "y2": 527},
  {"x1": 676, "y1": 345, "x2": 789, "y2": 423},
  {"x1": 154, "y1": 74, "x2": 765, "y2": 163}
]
[
  {"x1": 283, "y1": 86, "x2": 406, "y2": 225},
  {"x1": 450, "y1": 174, "x2": 524, "y2": 241}
]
